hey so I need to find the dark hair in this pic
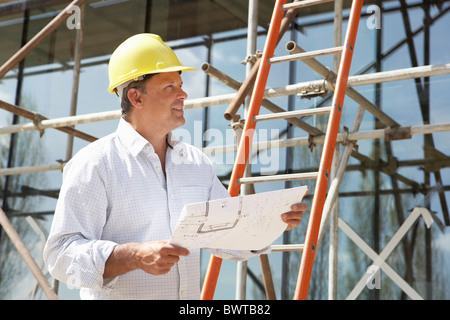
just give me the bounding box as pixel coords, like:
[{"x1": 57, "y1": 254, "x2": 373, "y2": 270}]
[{"x1": 118, "y1": 74, "x2": 156, "y2": 121}]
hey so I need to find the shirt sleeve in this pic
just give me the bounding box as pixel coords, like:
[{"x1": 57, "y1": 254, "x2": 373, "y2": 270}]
[{"x1": 43, "y1": 151, "x2": 118, "y2": 291}]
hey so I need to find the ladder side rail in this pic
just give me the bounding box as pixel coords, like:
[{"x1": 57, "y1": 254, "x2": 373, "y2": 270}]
[
  {"x1": 224, "y1": 0, "x2": 302, "y2": 121},
  {"x1": 200, "y1": 0, "x2": 288, "y2": 300},
  {"x1": 294, "y1": 0, "x2": 365, "y2": 300},
  {"x1": 228, "y1": 0, "x2": 287, "y2": 197}
]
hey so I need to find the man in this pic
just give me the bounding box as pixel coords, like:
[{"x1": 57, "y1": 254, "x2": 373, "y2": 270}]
[{"x1": 43, "y1": 34, "x2": 307, "y2": 299}]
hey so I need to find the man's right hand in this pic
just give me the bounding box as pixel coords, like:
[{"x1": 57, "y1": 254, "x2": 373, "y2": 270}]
[
  {"x1": 136, "y1": 240, "x2": 190, "y2": 275},
  {"x1": 103, "y1": 240, "x2": 190, "y2": 279}
]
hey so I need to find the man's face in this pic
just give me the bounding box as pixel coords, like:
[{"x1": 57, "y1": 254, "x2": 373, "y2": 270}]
[{"x1": 140, "y1": 71, "x2": 187, "y2": 133}]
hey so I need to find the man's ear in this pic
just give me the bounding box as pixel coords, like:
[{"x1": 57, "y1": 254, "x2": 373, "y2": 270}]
[{"x1": 127, "y1": 88, "x2": 143, "y2": 108}]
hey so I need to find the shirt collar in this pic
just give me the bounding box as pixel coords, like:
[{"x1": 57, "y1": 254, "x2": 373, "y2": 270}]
[
  {"x1": 116, "y1": 118, "x2": 150, "y2": 157},
  {"x1": 116, "y1": 118, "x2": 182, "y2": 158}
]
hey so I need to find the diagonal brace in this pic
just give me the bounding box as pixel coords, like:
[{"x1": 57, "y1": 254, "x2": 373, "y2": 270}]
[{"x1": 341, "y1": 207, "x2": 434, "y2": 300}]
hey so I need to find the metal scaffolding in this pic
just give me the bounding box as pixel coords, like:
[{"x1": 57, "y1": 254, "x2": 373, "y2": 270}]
[{"x1": 0, "y1": 0, "x2": 449, "y2": 300}]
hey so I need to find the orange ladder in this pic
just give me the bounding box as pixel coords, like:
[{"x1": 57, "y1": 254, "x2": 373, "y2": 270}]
[{"x1": 201, "y1": 0, "x2": 364, "y2": 300}]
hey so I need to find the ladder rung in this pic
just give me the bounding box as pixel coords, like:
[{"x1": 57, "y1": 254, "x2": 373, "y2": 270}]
[
  {"x1": 282, "y1": 0, "x2": 334, "y2": 11},
  {"x1": 269, "y1": 46, "x2": 343, "y2": 64},
  {"x1": 254, "y1": 106, "x2": 331, "y2": 122},
  {"x1": 239, "y1": 172, "x2": 318, "y2": 184},
  {"x1": 271, "y1": 244, "x2": 305, "y2": 252}
]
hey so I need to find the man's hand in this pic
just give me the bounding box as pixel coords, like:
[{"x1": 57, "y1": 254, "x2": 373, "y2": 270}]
[
  {"x1": 104, "y1": 240, "x2": 190, "y2": 279},
  {"x1": 137, "y1": 240, "x2": 190, "y2": 275},
  {"x1": 281, "y1": 202, "x2": 307, "y2": 231}
]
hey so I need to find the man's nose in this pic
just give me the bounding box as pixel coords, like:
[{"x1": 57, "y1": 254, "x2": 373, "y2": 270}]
[{"x1": 178, "y1": 87, "x2": 187, "y2": 100}]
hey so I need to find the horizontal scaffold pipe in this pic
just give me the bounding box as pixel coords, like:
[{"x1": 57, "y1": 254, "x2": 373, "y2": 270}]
[
  {"x1": 0, "y1": 63, "x2": 449, "y2": 136},
  {"x1": 0, "y1": 163, "x2": 65, "y2": 177},
  {"x1": 347, "y1": 63, "x2": 450, "y2": 86},
  {"x1": 0, "y1": 99, "x2": 97, "y2": 141},
  {"x1": 0, "y1": 110, "x2": 121, "y2": 135},
  {"x1": 189, "y1": 63, "x2": 450, "y2": 109},
  {"x1": 202, "y1": 122, "x2": 450, "y2": 155},
  {"x1": 2, "y1": 122, "x2": 450, "y2": 177}
]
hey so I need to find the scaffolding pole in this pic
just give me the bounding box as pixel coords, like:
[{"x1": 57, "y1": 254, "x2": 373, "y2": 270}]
[
  {"x1": 0, "y1": 108, "x2": 120, "y2": 136},
  {"x1": 1, "y1": 63, "x2": 449, "y2": 137},
  {"x1": 0, "y1": 207, "x2": 58, "y2": 300},
  {"x1": 65, "y1": 3, "x2": 85, "y2": 161},
  {"x1": 191, "y1": 62, "x2": 450, "y2": 111},
  {"x1": 235, "y1": 0, "x2": 259, "y2": 301},
  {"x1": 0, "y1": 99, "x2": 97, "y2": 142},
  {"x1": 2, "y1": 121, "x2": 450, "y2": 178},
  {"x1": 0, "y1": 0, "x2": 87, "y2": 79}
]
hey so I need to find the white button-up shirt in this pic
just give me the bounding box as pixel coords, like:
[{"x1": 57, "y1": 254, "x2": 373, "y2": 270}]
[{"x1": 44, "y1": 119, "x2": 267, "y2": 300}]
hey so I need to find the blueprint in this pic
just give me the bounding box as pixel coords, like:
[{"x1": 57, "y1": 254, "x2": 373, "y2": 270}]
[{"x1": 169, "y1": 186, "x2": 308, "y2": 250}]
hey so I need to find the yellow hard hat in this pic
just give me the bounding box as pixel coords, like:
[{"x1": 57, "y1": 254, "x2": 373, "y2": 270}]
[{"x1": 108, "y1": 33, "x2": 197, "y2": 93}]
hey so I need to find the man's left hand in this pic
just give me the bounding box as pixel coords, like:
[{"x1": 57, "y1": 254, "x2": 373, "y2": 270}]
[{"x1": 282, "y1": 203, "x2": 308, "y2": 231}]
